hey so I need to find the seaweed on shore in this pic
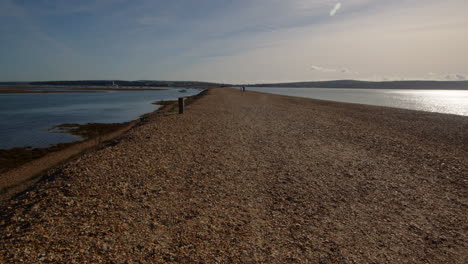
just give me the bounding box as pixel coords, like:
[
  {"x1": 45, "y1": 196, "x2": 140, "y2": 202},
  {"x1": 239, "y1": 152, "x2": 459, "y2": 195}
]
[
  {"x1": 0, "y1": 144, "x2": 72, "y2": 174},
  {"x1": 0, "y1": 123, "x2": 129, "y2": 175},
  {"x1": 50, "y1": 122, "x2": 129, "y2": 139}
]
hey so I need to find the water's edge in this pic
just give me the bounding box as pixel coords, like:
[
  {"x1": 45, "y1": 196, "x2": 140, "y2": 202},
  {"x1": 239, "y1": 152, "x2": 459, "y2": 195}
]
[{"x1": 0, "y1": 89, "x2": 208, "y2": 201}]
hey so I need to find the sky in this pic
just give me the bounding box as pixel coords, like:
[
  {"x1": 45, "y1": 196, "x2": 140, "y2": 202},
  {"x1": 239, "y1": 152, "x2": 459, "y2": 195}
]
[{"x1": 0, "y1": 0, "x2": 467, "y2": 83}]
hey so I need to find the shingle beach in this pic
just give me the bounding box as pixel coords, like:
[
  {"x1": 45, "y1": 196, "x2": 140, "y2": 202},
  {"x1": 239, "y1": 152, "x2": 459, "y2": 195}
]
[{"x1": 1, "y1": 88, "x2": 467, "y2": 263}]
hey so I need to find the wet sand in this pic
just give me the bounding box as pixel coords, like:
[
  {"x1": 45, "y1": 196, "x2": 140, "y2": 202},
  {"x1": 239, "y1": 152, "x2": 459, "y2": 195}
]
[{"x1": 0, "y1": 88, "x2": 466, "y2": 263}]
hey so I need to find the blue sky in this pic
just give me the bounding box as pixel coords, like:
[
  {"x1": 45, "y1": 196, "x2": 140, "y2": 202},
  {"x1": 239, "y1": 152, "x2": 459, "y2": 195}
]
[{"x1": 0, "y1": 0, "x2": 467, "y2": 83}]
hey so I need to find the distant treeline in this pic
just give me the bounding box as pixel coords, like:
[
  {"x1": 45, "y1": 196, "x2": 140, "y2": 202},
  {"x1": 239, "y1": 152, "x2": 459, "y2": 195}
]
[
  {"x1": 0, "y1": 82, "x2": 30, "y2": 86},
  {"x1": 247, "y1": 80, "x2": 468, "y2": 90},
  {"x1": 21, "y1": 80, "x2": 229, "y2": 88},
  {"x1": 2, "y1": 80, "x2": 467, "y2": 90}
]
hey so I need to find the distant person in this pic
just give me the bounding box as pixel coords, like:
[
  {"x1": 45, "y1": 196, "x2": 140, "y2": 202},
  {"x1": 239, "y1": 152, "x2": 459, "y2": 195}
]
[{"x1": 242, "y1": 86, "x2": 246, "y2": 92}]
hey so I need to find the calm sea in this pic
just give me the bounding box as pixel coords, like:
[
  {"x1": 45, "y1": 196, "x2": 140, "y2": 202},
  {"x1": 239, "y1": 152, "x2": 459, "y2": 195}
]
[
  {"x1": 249, "y1": 87, "x2": 468, "y2": 117},
  {"x1": 0, "y1": 88, "x2": 202, "y2": 149}
]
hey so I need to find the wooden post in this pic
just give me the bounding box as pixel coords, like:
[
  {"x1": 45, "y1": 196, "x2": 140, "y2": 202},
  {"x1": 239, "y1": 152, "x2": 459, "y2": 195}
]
[{"x1": 178, "y1": 97, "x2": 184, "y2": 114}]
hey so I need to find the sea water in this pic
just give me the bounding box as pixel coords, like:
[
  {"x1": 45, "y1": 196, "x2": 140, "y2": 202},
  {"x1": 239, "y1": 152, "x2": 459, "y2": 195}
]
[
  {"x1": 248, "y1": 87, "x2": 468, "y2": 117},
  {"x1": 0, "y1": 88, "x2": 202, "y2": 149}
]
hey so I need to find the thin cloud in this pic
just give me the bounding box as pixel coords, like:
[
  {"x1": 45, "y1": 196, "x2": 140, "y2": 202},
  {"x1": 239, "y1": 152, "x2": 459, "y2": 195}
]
[
  {"x1": 310, "y1": 65, "x2": 336, "y2": 72},
  {"x1": 330, "y1": 3, "x2": 342, "y2": 16},
  {"x1": 310, "y1": 65, "x2": 357, "y2": 74},
  {"x1": 445, "y1": 73, "x2": 467, "y2": 81},
  {"x1": 341, "y1": 68, "x2": 358, "y2": 74},
  {"x1": 427, "y1": 72, "x2": 467, "y2": 81}
]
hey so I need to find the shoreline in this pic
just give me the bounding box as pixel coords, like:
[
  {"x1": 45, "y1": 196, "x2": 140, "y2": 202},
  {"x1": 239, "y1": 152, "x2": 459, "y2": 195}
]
[
  {"x1": 0, "y1": 120, "x2": 138, "y2": 202},
  {"x1": 0, "y1": 90, "x2": 207, "y2": 201},
  {"x1": 0, "y1": 88, "x2": 466, "y2": 262},
  {"x1": 0, "y1": 122, "x2": 131, "y2": 175}
]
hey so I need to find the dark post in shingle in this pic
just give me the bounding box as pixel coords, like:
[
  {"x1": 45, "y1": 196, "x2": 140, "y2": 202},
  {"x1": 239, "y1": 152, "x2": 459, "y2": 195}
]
[{"x1": 178, "y1": 97, "x2": 184, "y2": 114}]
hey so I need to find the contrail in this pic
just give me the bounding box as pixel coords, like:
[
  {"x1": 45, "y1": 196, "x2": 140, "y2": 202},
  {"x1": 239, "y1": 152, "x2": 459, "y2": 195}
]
[{"x1": 330, "y1": 2, "x2": 342, "y2": 16}]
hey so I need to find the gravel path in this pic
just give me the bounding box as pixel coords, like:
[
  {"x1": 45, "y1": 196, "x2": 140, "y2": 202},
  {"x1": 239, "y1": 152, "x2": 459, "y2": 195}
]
[{"x1": 1, "y1": 88, "x2": 467, "y2": 263}]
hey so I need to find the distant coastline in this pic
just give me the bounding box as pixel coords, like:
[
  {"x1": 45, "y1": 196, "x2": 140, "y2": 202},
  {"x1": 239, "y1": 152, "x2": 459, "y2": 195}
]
[
  {"x1": 0, "y1": 80, "x2": 229, "y2": 88},
  {"x1": 0, "y1": 86, "x2": 166, "y2": 94},
  {"x1": 1, "y1": 79, "x2": 467, "y2": 90}
]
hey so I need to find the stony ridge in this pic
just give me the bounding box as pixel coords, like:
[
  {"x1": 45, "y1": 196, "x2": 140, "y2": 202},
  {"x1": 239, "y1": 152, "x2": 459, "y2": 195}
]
[{"x1": 1, "y1": 88, "x2": 467, "y2": 263}]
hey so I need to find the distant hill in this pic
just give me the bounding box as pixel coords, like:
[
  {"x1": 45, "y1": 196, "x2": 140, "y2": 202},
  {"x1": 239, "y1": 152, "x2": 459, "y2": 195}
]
[
  {"x1": 2, "y1": 80, "x2": 468, "y2": 90},
  {"x1": 0, "y1": 80, "x2": 229, "y2": 88},
  {"x1": 0, "y1": 82, "x2": 30, "y2": 86},
  {"x1": 247, "y1": 80, "x2": 468, "y2": 90}
]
